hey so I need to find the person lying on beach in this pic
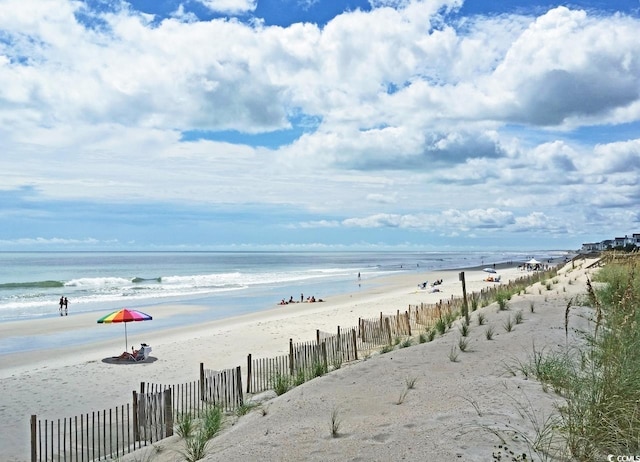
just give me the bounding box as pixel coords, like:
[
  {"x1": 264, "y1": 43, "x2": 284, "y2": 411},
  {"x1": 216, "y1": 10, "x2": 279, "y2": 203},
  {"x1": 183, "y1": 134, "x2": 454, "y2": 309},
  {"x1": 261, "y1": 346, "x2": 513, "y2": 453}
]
[{"x1": 114, "y1": 349, "x2": 138, "y2": 360}]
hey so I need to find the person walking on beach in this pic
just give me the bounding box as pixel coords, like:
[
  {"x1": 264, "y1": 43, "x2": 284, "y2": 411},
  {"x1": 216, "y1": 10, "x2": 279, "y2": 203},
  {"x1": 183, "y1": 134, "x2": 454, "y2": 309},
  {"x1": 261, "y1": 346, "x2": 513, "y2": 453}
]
[
  {"x1": 64, "y1": 297, "x2": 69, "y2": 316},
  {"x1": 59, "y1": 296, "x2": 64, "y2": 316}
]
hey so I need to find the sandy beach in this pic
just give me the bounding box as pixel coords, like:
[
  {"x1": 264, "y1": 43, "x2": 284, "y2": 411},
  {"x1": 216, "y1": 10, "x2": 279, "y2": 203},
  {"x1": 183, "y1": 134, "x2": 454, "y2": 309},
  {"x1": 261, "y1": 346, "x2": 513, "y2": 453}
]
[{"x1": 0, "y1": 259, "x2": 585, "y2": 462}]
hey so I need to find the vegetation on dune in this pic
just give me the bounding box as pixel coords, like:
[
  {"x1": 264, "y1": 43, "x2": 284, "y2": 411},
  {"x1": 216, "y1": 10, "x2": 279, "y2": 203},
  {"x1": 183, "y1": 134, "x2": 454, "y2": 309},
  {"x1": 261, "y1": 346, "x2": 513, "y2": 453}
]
[{"x1": 526, "y1": 258, "x2": 640, "y2": 460}]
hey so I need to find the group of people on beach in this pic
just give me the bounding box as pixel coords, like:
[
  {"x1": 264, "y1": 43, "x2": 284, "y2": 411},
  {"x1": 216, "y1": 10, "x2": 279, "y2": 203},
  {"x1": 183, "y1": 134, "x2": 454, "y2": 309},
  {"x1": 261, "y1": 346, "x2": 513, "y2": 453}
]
[
  {"x1": 278, "y1": 293, "x2": 324, "y2": 305},
  {"x1": 58, "y1": 296, "x2": 69, "y2": 316},
  {"x1": 418, "y1": 279, "x2": 443, "y2": 290}
]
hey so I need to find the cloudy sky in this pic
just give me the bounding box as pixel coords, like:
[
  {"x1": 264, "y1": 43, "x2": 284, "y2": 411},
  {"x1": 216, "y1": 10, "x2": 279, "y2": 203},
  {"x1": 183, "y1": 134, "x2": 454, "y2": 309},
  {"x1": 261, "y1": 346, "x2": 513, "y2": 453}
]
[{"x1": 1, "y1": 0, "x2": 639, "y2": 251}]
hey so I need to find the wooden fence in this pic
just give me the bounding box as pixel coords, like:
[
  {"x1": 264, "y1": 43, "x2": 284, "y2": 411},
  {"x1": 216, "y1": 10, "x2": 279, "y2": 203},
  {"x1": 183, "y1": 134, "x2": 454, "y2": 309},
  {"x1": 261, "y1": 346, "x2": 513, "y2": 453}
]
[
  {"x1": 246, "y1": 353, "x2": 290, "y2": 394},
  {"x1": 200, "y1": 365, "x2": 244, "y2": 412},
  {"x1": 31, "y1": 388, "x2": 171, "y2": 462}
]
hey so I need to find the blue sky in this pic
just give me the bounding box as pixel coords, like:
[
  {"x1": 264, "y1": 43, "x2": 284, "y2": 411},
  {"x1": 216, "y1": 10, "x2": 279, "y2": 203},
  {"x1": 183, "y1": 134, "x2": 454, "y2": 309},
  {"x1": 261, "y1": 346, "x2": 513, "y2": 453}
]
[{"x1": 1, "y1": 0, "x2": 639, "y2": 251}]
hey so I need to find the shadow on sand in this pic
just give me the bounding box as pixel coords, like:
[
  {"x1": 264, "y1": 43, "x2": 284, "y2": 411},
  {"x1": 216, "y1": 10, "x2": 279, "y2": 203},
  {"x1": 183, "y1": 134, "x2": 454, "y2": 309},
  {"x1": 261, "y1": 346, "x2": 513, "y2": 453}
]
[{"x1": 101, "y1": 356, "x2": 158, "y2": 365}]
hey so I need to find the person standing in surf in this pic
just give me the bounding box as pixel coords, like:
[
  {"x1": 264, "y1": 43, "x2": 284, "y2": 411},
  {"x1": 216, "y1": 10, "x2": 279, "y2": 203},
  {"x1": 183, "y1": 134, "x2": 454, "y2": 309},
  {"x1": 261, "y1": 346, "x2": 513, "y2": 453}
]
[
  {"x1": 59, "y1": 296, "x2": 64, "y2": 316},
  {"x1": 64, "y1": 297, "x2": 69, "y2": 316}
]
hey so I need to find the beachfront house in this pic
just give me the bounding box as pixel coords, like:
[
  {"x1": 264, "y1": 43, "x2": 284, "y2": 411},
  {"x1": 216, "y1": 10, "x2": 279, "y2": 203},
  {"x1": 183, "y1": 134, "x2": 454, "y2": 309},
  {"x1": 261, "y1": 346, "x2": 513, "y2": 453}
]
[{"x1": 581, "y1": 233, "x2": 639, "y2": 253}]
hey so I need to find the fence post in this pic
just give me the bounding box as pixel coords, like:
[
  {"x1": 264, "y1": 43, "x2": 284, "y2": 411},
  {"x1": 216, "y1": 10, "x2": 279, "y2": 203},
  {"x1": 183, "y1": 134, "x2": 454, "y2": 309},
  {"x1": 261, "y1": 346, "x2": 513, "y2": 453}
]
[
  {"x1": 405, "y1": 311, "x2": 411, "y2": 336},
  {"x1": 246, "y1": 354, "x2": 252, "y2": 393},
  {"x1": 352, "y1": 329, "x2": 358, "y2": 360},
  {"x1": 385, "y1": 317, "x2": 392, "y2": 345},
  {"x1": 316, "y1": 329, "x2": 320, "y2": 345},
  {"x1": 235, "y1": 366, "x2": 244, "y2": 407},
  {"x1": 459, "y1": 271, "x2": 469, "y2": 326},
  {"x1": 337, "y1": 326, "x2": 341, "y2": 352},
  {"x1": 132, "y1": 390, "x2": 140, "y2": 442},
  {"x1": 164, "y1": 388, "x2": 173, "y2": 437},
  {"x1": 289, "y1": 339, "x2": 294, "y2": 375},
  {"x1": 321, "y1": 342, "x2": 328, "y2": 372},
  {"x1": 30, "y1": 415, "x2": 37, "y2": 462},
  {"x1": 199, "y1": 363, "x2": 205, "y2": 401}
]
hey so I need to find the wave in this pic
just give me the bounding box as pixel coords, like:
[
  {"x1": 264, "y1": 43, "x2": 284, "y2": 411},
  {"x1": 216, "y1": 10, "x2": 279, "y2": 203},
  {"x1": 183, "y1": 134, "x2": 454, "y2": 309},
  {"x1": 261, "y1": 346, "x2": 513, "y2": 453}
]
[
  {"x1": 64, "y1": 277, "x2": 133, "y2": 288},
  {"x1": 132, "y1": 277, "x2": 162, "y2": 283},
  {"x1": 0, "y1": 280, "x2": 64, "y2": 289}
]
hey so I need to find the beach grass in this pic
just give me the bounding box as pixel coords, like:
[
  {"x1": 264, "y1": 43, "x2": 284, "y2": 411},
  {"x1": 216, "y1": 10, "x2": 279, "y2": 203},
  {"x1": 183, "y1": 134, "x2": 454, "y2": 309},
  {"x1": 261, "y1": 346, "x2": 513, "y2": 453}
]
[
  {"x1": 457, "y1": 336, "x2": 470, "y2": 352},
  {"x1": 503, "y1": 316, "x2": 514, "y2": 332},
  {"x1": 330, "y1": 407, "x2": 341, "y2": 437},
  {"x1": 294, "y1": 368, "x2": 307, "y2": 386},
  {"x1": 176, "y1": 411, "x2": 196, "y2": 439},
  {"x1": 448, "y1": 345, "x2": 459, "y2": 362},
  {"x1": 380, "y1": 344, "x2": 394, "y2": 354},
  {"x1": 514, "y1": 310, "x2": 524, "y2": 324},
  {"x1": 312, "y1": 360, "x2": 328, "y2": 377},
  {"x1": 272, "y1": 372, "x2": 290, "y2": 395},
  {"x1": 496, "y1": 291, "x2": 510, "y2": 311},
  {"x1": 527, "y1": 258, "x2": 640, "y2": 460},
  {"x1": 485, "y1": 325, "x2": 495, "y2": 340},
  {"x1": 177, "y1": 405, "x2": 223, "y2": 462}
]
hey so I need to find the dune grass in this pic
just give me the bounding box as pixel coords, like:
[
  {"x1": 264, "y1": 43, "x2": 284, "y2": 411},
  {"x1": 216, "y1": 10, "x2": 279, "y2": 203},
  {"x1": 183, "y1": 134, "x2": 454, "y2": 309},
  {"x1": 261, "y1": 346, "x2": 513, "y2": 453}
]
[
  {"x1": 528, "y1": 258, "x2": 640, "y2": 460},
  {"x1": 177, "y1": 405, "x2": 223, "y2": 462}
]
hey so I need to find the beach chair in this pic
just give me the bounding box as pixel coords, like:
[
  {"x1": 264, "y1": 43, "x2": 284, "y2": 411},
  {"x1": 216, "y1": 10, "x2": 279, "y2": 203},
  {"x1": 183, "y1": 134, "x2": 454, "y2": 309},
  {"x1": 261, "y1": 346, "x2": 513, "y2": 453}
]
[{"x1": 132, "y1": 345, "x2": 152, "y2": 361}]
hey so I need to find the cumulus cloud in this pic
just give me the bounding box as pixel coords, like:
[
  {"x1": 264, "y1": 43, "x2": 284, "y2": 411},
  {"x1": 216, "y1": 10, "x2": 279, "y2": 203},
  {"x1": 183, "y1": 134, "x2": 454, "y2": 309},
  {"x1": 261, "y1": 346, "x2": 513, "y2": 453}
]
[
  {"x1": 590, "y1": 139, "x2": 640, "y2": 174},
  {"x1": 489, "y1": 7, "x2": 640, "y2": 126},
  {"x1": 1, "y1": 1, "x2": 639, "y2": 247}
]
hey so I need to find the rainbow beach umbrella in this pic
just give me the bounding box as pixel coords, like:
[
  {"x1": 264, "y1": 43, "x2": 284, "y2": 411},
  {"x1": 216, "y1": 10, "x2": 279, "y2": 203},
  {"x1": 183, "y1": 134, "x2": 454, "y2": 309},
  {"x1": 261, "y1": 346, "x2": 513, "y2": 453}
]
[{"x1": 97, "y1": 308, "x2": 153, "y2": 352}]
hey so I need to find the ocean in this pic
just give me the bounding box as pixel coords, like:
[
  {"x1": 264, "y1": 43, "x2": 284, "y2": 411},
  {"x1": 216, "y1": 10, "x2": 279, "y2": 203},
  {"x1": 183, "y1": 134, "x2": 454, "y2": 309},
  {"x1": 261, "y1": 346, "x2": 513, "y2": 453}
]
[
  {"x1": 0, "y1": 250, "x2": 570, "y2": 322},
  {"x1": 0, "y1": 250, "x2": 570, "y2": 354}
]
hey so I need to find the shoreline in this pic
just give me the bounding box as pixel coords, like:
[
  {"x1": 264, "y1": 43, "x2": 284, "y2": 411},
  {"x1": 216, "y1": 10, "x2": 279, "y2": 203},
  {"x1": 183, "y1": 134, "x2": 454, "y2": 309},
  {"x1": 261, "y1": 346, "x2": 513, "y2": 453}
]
[{"x1": 0, "y1": 261, "x2": 560, "y2": 461}]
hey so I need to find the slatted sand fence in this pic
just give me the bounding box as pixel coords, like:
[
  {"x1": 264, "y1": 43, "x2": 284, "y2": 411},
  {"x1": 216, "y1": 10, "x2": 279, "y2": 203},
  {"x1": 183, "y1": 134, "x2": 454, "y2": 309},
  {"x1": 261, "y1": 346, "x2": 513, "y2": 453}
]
[
  {"x1": 316, "y1": 326, "x2": 359, "y2": 367},
  {"x1": 133, "y1": 386, "x2": 173, "y2": 444},
  {"x1": 30, "y1": 401, "x2": 153, "y2": 462},
  {"x1": 290, "y1": 338, "x2": 327, "y2": 376},
  {"x1": 246, "y1": 353, "x2": 290, "y2": 394},
  {"x1": 140, "y1": 378, "x2": 211, "y2": 423},
  {"x1": 357, "y1": 315, "x2": 393, "y2": 351},
  {"x1": 407, "y1": 302, "x2": 453, "y2": 332},
  {"x1": 199, "y1": 365, "x2": 244, "y2": 412}
]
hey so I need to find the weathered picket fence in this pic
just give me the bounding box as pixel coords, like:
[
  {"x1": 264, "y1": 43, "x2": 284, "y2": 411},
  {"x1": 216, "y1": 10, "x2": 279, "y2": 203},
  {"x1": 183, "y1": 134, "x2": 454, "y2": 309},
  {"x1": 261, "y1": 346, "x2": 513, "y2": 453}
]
[{"x1": 31, "y1": 388, "x2": 171, "y2": 462}]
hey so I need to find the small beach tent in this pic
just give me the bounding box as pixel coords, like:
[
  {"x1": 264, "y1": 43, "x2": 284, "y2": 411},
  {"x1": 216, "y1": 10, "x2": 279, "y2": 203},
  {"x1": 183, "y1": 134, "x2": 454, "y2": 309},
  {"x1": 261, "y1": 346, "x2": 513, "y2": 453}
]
[{"x1": 527, "y1": 258, "x2": 540, "y2": 265}]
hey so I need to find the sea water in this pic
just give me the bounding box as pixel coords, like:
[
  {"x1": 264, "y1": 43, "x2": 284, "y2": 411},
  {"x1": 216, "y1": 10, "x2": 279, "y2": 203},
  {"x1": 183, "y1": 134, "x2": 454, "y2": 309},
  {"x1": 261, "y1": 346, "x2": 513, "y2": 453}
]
[
  {"x1": 0, "y1": 250, "x2": 569, "y2": 352},
  {"x1": 0, "y1": 250, "x2": 571, "y2": 321}
]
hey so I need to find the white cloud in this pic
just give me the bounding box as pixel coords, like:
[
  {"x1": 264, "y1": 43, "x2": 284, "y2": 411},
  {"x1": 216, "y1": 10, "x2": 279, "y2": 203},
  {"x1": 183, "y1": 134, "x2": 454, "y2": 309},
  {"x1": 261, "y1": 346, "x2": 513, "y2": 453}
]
[
  {"x1": 1, "y1": 1, "x2": 639, "y2": 247},
  {"x1": 197, "y1": 0, "x2": 257, "y2": 14},
  {"x1": 590, "y1": 139, "x2": 640, "y2": 174}
]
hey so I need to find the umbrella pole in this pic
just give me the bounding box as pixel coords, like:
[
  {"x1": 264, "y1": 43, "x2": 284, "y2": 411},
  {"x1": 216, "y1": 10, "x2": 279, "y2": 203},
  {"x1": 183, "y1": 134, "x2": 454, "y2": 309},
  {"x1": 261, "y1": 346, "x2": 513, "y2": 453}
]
[{"x1": 125, "y1": 322, "x2": 128, "y2": 352}]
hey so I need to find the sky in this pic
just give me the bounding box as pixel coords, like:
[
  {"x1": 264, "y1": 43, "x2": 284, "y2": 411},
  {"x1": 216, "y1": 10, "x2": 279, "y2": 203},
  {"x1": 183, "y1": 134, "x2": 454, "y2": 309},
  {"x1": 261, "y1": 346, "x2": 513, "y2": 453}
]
[{"x1": 1, "y1": 0, "x2": 639, "y2": 252}]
